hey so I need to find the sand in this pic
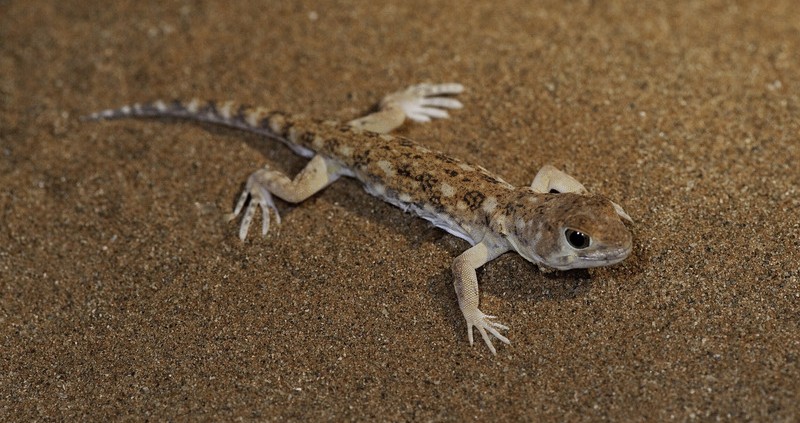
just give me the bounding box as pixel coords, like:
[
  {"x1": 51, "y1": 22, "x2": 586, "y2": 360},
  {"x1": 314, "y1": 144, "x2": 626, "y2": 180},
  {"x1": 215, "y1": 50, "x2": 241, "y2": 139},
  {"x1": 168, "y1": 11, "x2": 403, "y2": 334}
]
[{"x1": 2, "y1": 1, "x2": 798, "y2": 420}]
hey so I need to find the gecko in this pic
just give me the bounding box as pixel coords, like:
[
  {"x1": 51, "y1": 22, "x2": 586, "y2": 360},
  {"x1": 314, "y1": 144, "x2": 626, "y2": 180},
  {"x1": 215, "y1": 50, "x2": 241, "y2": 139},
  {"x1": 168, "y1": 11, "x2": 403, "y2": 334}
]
[{"x1": 85, "y1": 83, "x2": 633, "y2": 354}]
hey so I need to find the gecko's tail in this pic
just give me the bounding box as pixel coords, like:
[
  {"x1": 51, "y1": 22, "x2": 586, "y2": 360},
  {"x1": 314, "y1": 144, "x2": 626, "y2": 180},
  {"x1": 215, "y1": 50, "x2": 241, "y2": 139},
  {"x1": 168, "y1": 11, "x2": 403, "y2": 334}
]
[
  {"x1": 82, "y1": 99, "x2": 280, "y2": 128},
  {"x1": 82, "y1": 99, "x2": 314, "y2": 157}
]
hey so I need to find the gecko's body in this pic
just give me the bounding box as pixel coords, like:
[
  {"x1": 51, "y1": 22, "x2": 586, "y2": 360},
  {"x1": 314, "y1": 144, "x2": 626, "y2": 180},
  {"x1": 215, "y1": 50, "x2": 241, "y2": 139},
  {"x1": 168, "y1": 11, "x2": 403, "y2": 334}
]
[{"x1": 86, "y1": 84, "x2": 633, "y2": 354}]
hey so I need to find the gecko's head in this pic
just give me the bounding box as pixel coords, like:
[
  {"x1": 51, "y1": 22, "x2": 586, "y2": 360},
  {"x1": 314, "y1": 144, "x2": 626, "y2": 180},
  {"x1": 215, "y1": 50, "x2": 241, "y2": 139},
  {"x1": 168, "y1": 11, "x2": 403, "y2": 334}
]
[{"x1": 507, "y1": 192, "x2": 633, "y2": 271}]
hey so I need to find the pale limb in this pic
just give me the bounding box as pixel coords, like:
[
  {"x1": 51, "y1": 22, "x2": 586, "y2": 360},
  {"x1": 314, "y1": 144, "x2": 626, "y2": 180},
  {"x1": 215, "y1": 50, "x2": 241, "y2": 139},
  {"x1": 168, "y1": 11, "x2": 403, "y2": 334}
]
[
  {"x1": 452, "y1": 240, "x2": 511, "y2": 354},
  {"x1": 226, "y1": 155, "x2": 343, "y2": 240},
  {"x1": 530, "y1": 164, "x2": 589, "y2": 194},
  {"x1": 348, "y1": 83, "x2": 464, "y2": 134}
]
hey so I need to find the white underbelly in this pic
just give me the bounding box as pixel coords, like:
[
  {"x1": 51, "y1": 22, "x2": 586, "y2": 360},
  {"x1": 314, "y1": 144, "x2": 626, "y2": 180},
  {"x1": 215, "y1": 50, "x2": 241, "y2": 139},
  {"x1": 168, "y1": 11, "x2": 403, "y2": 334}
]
[{"x1": 362, "y1": 183, "x2": 476, "y2": 245}]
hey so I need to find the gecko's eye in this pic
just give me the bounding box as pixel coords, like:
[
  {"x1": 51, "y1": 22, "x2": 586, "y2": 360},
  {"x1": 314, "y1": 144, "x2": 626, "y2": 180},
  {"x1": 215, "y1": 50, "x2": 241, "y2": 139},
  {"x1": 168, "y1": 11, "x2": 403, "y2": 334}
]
[{"x1": 565, "y1": 229, "x2": 590, "y2": 249}]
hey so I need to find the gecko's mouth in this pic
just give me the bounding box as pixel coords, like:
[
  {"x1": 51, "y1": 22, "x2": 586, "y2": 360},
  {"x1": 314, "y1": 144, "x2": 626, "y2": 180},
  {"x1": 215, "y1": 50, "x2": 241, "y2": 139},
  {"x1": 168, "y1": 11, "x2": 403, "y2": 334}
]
[
  {"x1": 583, "y1": 246, "x2": 632, "y2": 266},
  {"x1": 552, "y1": 246, "x2": 631, "y2": 270}
]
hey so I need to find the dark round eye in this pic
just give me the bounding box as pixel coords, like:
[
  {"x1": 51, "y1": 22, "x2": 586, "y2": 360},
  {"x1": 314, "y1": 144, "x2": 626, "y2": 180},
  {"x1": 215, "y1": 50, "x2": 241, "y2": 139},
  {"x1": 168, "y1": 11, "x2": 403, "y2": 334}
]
[{"x1": 565, "y1": 229, "x2": 590, "y2": 249}]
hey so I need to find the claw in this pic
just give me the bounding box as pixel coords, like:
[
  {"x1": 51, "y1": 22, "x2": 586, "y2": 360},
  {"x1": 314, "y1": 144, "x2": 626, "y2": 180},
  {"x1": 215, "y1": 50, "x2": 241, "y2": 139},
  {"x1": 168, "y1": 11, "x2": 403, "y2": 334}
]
[
  {"x1": 383, "y1": 83, "x2": 465, "y2": 125},
  {"x1": 420, "y1": 97, "x2": 463, "y2": 109},
  {"x1": 477, "y1": 325, "x2": 495, "y2": 355},
  {"x1": 406, "y1": 112, "x2": 432, "y2": 123},
  {"x1": 416, "y1": 106, "x2": 450, "y2": 119},
  {"x1": 227, "y1": 171, "x2": 282, "y2": 240},
  {"x1": 463, "y1": 307, "x2": 510, "y2": 354},
  {"x1": 408, "y1": 83, "x2": 464, "y2": 97}
]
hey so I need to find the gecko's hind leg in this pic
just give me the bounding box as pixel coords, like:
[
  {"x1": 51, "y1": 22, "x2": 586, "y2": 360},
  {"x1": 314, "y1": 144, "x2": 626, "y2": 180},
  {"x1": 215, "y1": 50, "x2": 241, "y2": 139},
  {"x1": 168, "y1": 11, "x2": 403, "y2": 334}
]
[
  {"x1": 348, "y1": 83, "x2": 464, "y2": 134},
  {"x1": 227, "y1": 155, "x2": 344, "y2": 240}
]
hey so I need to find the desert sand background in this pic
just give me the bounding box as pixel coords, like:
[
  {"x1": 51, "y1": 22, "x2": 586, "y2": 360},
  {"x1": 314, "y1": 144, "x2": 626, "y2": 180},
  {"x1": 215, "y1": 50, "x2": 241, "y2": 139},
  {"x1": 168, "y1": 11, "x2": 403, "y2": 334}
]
[{"x1": 2, "y1": 1, "x2": 798, "y2": 420}]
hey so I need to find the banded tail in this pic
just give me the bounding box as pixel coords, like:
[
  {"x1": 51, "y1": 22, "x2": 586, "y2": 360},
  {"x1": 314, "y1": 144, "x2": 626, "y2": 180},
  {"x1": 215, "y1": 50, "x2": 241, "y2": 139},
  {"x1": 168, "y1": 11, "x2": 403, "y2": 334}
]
[{"x1": 83, "y1": 99, "x2": 315, "y2": 157}]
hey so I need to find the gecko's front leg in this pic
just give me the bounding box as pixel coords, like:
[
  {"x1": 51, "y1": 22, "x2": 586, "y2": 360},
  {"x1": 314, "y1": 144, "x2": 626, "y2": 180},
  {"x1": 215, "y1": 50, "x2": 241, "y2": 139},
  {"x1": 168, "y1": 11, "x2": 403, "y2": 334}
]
[
  {"x1": 452, "y1": 240, "x2": 511, "y2": 354},
  {"x1": 227, "y1": 154, "x2": 345, "y2": 240},
  {"x1": 529, "y1": 164, "x2": 589, "y2": 194},
  {"x1": 530, "y1": 165, "x2": 633, "y2": 222}
]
